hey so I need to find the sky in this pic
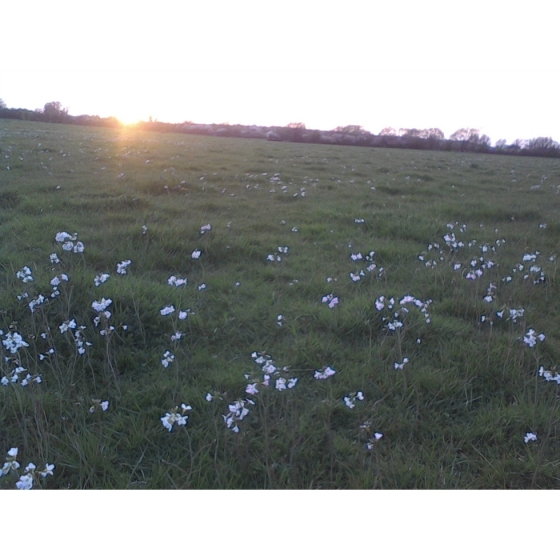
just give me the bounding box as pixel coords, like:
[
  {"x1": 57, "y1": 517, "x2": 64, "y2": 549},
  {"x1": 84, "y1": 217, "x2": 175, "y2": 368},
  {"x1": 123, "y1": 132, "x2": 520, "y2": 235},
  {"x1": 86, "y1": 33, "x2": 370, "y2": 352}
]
[{"x1": 1, "y1": 1, "x2": 559, "y2": 145}]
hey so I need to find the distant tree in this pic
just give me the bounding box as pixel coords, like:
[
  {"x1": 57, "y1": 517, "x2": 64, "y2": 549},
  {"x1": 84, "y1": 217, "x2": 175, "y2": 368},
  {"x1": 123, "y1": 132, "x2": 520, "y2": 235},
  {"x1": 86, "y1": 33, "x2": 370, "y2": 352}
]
[
  {"x1": 450, "y1": 128, "x2": 480, "y2": 143},
  {"x1": 449, "y1": 128, "x2": 490, "y2": 152},
  {"x1": 526, "y1": 137, "x2": 560, "y2": 157},
  {"x1": 0, "y1": 98, "x2": 6, "y2": 109},
  {"x1": 379, "y1": 127, "x2": 397, "y2": 136},
  {"x1": 285, "y1": 123, "x2": 306, "y2": 142},
  {"x1": 42, "y1": 101, "x2": 69, "y2": 123},
  {"x1": 426, "y1": 128, "x2": 445, "y2": 140},
  {"x1": 495, "y1": 139, "x2": 507, "y2": 149},
  {"x1": 334, "y1": 125, "x2": 367, "y2": 135}
]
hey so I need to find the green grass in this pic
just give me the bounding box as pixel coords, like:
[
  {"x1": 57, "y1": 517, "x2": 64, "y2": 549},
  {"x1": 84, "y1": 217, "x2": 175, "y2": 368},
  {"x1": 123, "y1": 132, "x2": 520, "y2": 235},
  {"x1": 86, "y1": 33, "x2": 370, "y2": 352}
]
[{"x1": 1, "y1": 119, "x2": 560, "y2": 488}]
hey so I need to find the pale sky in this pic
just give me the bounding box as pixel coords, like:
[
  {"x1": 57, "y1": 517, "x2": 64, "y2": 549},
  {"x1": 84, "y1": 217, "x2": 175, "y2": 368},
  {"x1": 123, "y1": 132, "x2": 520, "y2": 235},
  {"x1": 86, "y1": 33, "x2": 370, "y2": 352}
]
[{"x1": 1, "y1": 1, "x2": 558, "y2": 145}]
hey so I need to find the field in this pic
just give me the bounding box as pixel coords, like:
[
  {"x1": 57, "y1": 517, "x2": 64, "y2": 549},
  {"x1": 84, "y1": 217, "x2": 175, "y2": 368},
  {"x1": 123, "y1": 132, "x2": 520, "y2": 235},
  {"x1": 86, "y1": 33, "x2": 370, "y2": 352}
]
[{"x1": 1, "y1": 119, "x2": 560, "y2": 489}]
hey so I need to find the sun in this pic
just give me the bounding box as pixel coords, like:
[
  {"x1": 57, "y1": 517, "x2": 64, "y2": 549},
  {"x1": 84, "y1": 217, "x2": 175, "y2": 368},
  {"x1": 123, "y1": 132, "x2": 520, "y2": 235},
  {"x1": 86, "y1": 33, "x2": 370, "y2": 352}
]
[{"x1": 117, "y1": 114, "x2": 142, "y2": 126}]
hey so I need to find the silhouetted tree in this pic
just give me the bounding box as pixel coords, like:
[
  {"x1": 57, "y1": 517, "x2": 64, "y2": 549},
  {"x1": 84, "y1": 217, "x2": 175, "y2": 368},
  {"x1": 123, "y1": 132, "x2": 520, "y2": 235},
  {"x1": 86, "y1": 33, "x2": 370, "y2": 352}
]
[{"x1": 42, "y1": 101, "x2": 69, "y2": 123}]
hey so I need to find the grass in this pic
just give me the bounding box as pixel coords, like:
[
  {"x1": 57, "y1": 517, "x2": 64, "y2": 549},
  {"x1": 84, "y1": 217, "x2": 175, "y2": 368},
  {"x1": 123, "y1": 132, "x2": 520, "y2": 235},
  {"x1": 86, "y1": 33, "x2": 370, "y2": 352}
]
[{"x1": 1, "y1": 119, "x2": 560, "y2": 489}]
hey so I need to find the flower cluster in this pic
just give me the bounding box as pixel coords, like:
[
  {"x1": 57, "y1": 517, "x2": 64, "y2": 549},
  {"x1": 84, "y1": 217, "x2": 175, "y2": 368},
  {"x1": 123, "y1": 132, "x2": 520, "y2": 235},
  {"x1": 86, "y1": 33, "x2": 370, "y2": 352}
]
[
  {"x1": 375, "y1": 295, "x2": 432, "y2": 332},
  {"x1": 247, "y1": 351, "x2": 297, "y2": 393},
  {"x1": 314, "y1": 366, "x2": 336, "y2": 380},
  {"x1": 538, "y1": 366, "x2": 560, "y2": 384},
  {"x1": 16, "y1": 266, "x2": 33, "y2": 283},
  {"x1": 523, "y1": 329, "x2": 546, "y2": 348},
  {"x1": 2, "y1": 332, "x2": 29, "y2": 354},
  {"x1": 322, "y1": 293, "x2": 340, "y2": 308},
  {"x1": 116, "y1": 260, "x2": 132, "y2": 275},
  {"x1": 55, "y1": 232, "x2": 85, "y2": 253},
  {"x1": 200, "y1": 224, "x2": 212, "y2": 235},
  {"x1": 348, "y1": 251, "x2": 379, "y2": 281},
  {"x1": 166, "y1": 274, "x2": 188, "y2": 291},
  {"x1": 223, "y1": 398, "x2": 254, "y2": 433},
  {"x1": 0, "y1": 448, "x2": 54, "y2": 489},
  {"x1": 94, "y1": 273, "x2": 110, "y2": 287},
  {"x1": 267, "y1": 246, "x2": 289, "y2": 262},
  {"x1": 160, "y1": 305, "x2": 175, "y2": 316},
  {"x1": 343, "y1": 391, "x2": 364, "y2": 409},
  {"x1": 161, "y1": 350, "x2": 175, "y2": 368},
  {"x1": 1, "y1": 367, "x2": 42, "y2": 387},
  {"x1": 161, "y1": 404, "x2": 192, "y2": 432}
]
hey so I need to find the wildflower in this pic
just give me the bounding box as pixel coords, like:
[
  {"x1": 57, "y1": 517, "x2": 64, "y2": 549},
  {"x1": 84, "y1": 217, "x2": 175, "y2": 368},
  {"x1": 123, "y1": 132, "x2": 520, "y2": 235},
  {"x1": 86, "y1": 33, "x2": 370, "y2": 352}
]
[
  {"x1": 2, "y1": 332, "x2": 29, "y2": 354},
  {"x1": 200, "y1": 224, "x2": 212, "y2": 235},
  {"x1": 524, "y1": 432, "x2": 537, "y2": 444},
  {"x1": 375, "y1": 296, "x2": 385, "y2": 311},
  {"x1": 275, "y1": 378, "x2": 287, "y2": 391},
  {"x1": 160, "y1": 305, "x2": 175, "y2": 316},
  {"x1": 161, "y1": 404, "x2": 191, "y2": 432},
  {"x1": 16, "y1": 266, "x2": 33, "y2": 283},
  {"x1": 1, "y1": 448, "x2": 20, "y2": 476},
  {"x1": 523, "y1": 329, "x2": 545, "y2": 348},
  {"x1": 351, "y1": 253, "x2": 363, "y2": 261},
  {"x1": 50, "y1": 274, "x2": 69, "y2": 287},
  {"x1": 89, "y1": 399, "x2": 110, "y2": 413},
  {"x1": 314, "y1": 366, "x2": 336, "y2": 380},
  {"x1": 191, "y1": 250, "x2": 201, "y2": 259},
  {"x1": 142, "y1": 225, "x2": 148, "y2": 235},
  {"x1": 94, "y1": 273, "x2": 110, "y2": 286},
  {"x1": 394, "y1": 358, "x2": 410, "y2": 370},
  {"x1": 170, "y1": 331, "x2": 183, "y2": 342},
  {"x1": 223, "y1": 398, "x2": 254, "y2": 432},
  {"x1": 198, "y1": 283, "x2": 207, "y2": 290},
  {"x1": 92, "y1": 298, "x2": 112, "y2": 313},
  {"x1": 168, "y1": 276, "x2": 187, "y2": 286},
  {"x1": 55, "y1": 232, "x2": 76, "y2": 243},
  {"x1": 16, "y1": 474, "x2": 34, "y2": 490},
  {"x1": 277, "y1": 314, "x2": 284, "y2": 326},
  {"x1": 161, "y1": 351, "x2": 175, "y2": 368},
  {"x1": 178, "y1": 310, "x2": 189, "y2": 320},
  {"x1": 29, "y1": 294, "x2": 46, "y2": 312},
  {"x1": 245, "y1": 383, "x2": 259, "y2": 395},
  {"x1": 41, "y1": 464, "x2": 55, "y2": 477},
  {"x1": 205, "y1": 393, "x2": 213, "y2": 402},
  {"x1": 322, "y1": 293, "x2": 340, "y2": 308},
  {"x1": 354, "y1": 218, "x2": 365, "y2": 224},
  {"x1": 59, "y1": 319, "x2": 76, "y2": 334},
  {"x1": 116, "y1": 260, "x2": 132, "y2": 274},
  {"x1": 287, "y1": 378, "x2": 298, "y2": 389},
  {"x1": 50, "y1": 253, "x2": 61, "y2": 264}
]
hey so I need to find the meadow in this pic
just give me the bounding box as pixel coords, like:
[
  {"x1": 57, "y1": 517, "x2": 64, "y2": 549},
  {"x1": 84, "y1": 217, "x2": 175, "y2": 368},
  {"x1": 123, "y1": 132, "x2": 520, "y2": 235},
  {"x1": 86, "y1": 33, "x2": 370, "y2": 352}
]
[{"x1": 1, "y1": 119, "x2": 560, "y2": 489}]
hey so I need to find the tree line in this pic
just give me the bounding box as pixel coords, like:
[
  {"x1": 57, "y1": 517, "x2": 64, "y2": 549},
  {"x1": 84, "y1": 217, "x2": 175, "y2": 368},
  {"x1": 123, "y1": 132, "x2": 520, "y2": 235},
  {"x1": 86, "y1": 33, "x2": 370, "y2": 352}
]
[{"x1": 1, "y1": 99, "x2": 559, "y2": 159}]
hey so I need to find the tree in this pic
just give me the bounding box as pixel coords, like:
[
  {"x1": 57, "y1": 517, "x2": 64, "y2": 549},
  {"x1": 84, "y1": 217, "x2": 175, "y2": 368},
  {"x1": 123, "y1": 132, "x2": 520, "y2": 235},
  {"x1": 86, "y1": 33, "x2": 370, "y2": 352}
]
[
  {"x1": 0, "y1": 98, "x2": 6, "y2": 109},
  {"x1": 43, "y1": 101, "x2": 69, "y2": 123},
  {"x1": 379, "y1": 127, "x2": 397, "y2": 136},
  {"x1": 287, "y1": 122, "x2": 306, "y2": 129},
  {"x1": 450, "y1": 128, "x2": 480, "y2": 143}
]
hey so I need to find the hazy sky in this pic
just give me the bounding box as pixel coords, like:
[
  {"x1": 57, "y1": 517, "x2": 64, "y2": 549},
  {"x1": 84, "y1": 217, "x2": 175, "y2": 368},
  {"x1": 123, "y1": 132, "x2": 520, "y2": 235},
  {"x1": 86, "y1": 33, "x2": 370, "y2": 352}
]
[{"x1": 2, "y1": 1, "x2": 558, "y2": 144}]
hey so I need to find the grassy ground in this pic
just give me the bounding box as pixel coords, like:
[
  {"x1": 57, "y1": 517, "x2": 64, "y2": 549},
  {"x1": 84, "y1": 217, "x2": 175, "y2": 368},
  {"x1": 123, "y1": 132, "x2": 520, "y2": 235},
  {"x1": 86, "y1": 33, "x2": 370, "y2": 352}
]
[{"x1": 1, "y1": 119, "x2": 560, "y2": 489}]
